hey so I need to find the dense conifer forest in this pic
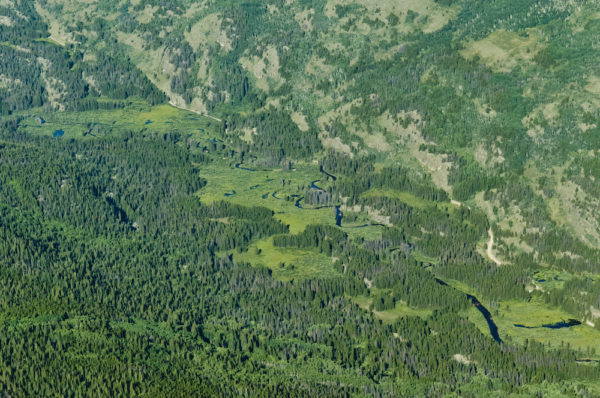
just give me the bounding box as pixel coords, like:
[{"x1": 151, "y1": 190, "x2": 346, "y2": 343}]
[{"x1": 3, "y1": 0, "x2": 600, "y2": 396}]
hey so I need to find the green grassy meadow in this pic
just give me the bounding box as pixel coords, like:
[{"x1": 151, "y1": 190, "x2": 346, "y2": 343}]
[{"x1": 16, "y1": 103, "x2": 217, "y2": 140}]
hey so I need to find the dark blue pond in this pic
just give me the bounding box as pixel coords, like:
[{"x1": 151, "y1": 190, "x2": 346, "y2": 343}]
[
  {"x1": 262, "y1": 193, "x2": 269, "y2": 199},
  {"x1": 295, "y1": 197, "x2": 304, "y2": 209},
  {"x1": 514, "y1": 319, "x2": 581, "y2": 329},
  {"x1": 335, "y1": 206, "x2": 343, "y2": 227},
  {"x1": 249, "y1": 185, "x2": 260, "y2": 190},
  {"x1": 145, "y1": 120, "x2": 152, "y2": 125},
  {"x1": 39, "y1": 117, "x2": 46, "y2": 124},
  {"x1": 224, "y1": 190, "x2": 237, "y2": 197},
  {"x1": 272, "y1": 191, "x2": 281, "y2": 200},
  {"x1": 52, "y1": 129, "x2": 64, "y2": 138}
]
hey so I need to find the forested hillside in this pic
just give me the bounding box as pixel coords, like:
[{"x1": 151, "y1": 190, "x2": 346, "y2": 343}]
[{"x1": 2, "y1": 0, "x2": 600, "y2": 396}]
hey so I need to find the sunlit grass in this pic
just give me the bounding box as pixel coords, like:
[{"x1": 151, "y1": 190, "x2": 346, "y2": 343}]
[
  {"x1": 235, "y1": 236, "x2": 337, "y2": 282},
  {"x1": 17, "y1": 103, "x2": 216, "y2": 140}
]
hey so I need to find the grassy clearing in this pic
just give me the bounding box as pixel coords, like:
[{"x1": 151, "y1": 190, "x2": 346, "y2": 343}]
[
  {"x1": 234, "y1": 237, "x2": 336, "y2": 282},
  {"x1": 451, "y1": 282, "x2": 600, "y2": 354},
  {"x1": 351, "y1": 296, "x2": 432, "y2": 323},
  {"x1": 461, "y1": 29, "x2": 543, "y2": 73},
  {"x1": 198, "y1": 159, "x2": 384, "y2": 240},
  {"x1": 411, "y1": 250, "x2": 439, "y2": 265},
  {"x1": 494, "y1": 298, "x2": 600, "y2": 353},
  {"x1": 290, "y1": 111, "x2": 309, "y2": 132},
  {"x1": 531, "y1": 268, "x2": 579, "y2": 291},
  {"x1": 17, "y1": 103, "x2": 215, "y2": 140},
  {"x1": 34, "y1": 1, "x2": 68, "y2": 46},
  {"x1": 197, "y1": 161, "x2": 334, "y2": 234},
  {"x1": 184, "y1": 13, "x2": 231, "y2": 52},
  {"x1": 444, "y1": 276, "x2": 600, "y2": 353},
  {"x1": 374, "y1": 301, "x2": 434, "y2": 323},
  {"x1": 198, "y1": 159, "x2": 386, "y2": 278}
]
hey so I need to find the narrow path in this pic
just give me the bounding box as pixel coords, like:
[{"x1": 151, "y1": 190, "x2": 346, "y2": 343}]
[
  {"x1": 168, "y1": 101, "x2": 222, "y2": 122},
  {"x1": 487, "y1": 228, "x2": 503, "y2": 266}
]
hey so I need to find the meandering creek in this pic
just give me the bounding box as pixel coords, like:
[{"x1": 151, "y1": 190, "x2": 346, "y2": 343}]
[
  {"x1": 435, "y1": 278, "x2": 502, "y2": 344},
  {"x1": 228, "y1": 165, "x2": 586, "y2": 345}
]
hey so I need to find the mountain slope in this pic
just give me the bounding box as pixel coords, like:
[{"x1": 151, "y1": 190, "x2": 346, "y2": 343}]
[{"x1": 2, "y1": 0, "x2": 600, "y2": 395}]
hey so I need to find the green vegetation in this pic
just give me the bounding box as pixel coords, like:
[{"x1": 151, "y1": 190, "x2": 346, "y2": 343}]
[{"x1": 2, "y1": 0, "x2": 600, "y2": 395}]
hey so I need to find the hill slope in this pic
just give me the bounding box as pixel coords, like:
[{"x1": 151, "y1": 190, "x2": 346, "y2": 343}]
[{"x1": 2, "y1": 0, "x2": 600, "y2": 395}]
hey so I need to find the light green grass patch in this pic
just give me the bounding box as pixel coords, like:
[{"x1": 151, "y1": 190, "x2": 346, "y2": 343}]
[
  {"x1": 33, "y1": 37, "x2": 64, "y2": 46},
  {"x1": 197, "y1": 162, "x2": 336, "y2": 234},
  {"x1": 411, "y1": 250, "x2": 439, "y2": 265},
  {"x1": 235, "y1": 236, "x2": 336, "y2": 282},
  {"x1": 494, "y1": 298, "x2": 600, "y2": 353},
  {"x1": 17, "y1": 103, "x2": 215, "y2": 140},
  {"x1": 374, "y1": 300, "x2": 433, "y2": 323},
  {"x1": 343, "y1": 224, "x2": 384, "y2": 241},
  {"x1": 351, "y1": 296, "x2": 432, "y2": 323},
  {"x1": 461, "y1": 29, "x2": 544, "y2": 73}
]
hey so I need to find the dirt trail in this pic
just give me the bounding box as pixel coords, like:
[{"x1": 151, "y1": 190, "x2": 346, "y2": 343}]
[
  {"x1": 168, "y1": 101, "x2": 222, "y2": 122},
  {"x1": 487, "y1": 228, "x2": 503, "y2": 265}
]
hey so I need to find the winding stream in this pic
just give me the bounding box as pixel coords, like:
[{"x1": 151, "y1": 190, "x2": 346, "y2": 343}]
[
  {"x1": 319, "y1": 166, "x2": 337, "y2": 181},
  {"x1": 310, "y1": 180, "x2": 325, "y2": 192},
  {"x1": 235, "y1": 163, "x2": 257, "y2": 172},
  {"x1": 435, "y1": 278, "x2": 502, "y2": 344}
]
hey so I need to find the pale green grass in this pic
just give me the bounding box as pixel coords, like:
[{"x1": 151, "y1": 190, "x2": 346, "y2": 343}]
[
  {"x1": 235, "y1": 236, "x2": 336, "y2": 282},
  {"x1": 445, "y1": 276, "x2": 600, "y2": 353},
  {"x1": 459, "y1": 292, "x2": 600, "y2": 355},
  {"x1": 197, "y1": 162, "x2": 335, "y2": 234},
  {"x1": 351, "y1": 295, "x2": 432, "y2": 323},
  {"x1": 17, "y1": 103, "x2": 215, "y2": 140},
  {"x1": 461, "y1": 29, "x2": 544, "y2": 73},
  {"x1": 343, "y1": 224, "x2": 384, "y2": 241},
  {"x1": 374, "y1": 301, "x2": 433, "y2": 323},
  {"x1": 493, "y1": 298, "x2": 600, "y2": 353},
  {"x1": 411, "y1": 250, "x2": 439, "y2": 265}
]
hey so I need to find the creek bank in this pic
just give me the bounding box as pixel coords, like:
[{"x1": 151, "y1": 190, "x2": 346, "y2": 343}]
[{"x1": 435, "y1": 278, "x2": 502, "y2": 344}]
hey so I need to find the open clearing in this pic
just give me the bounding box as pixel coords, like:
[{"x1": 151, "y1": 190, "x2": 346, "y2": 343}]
[
  {"x1": 234, "y1": 236, "x2": 336, "y2": 282},
  {"x1": 352, "y1": 295, "x2": 433, "y2": 324},
  {"x1": 461, "y1": 29, "x2": 543, "y2": 73},
  {"x1": 16, "y1": 103, "x2": 216, "y2": 140}
]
